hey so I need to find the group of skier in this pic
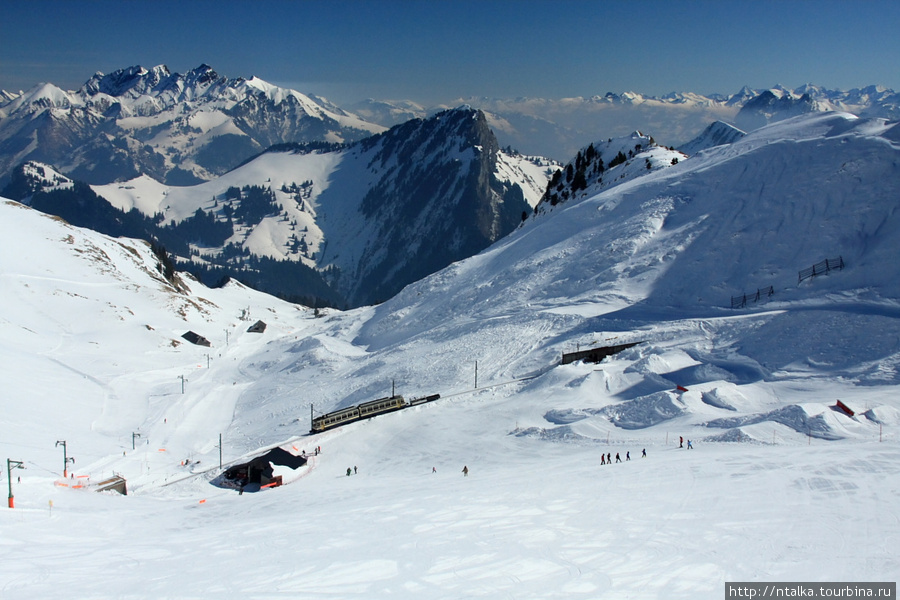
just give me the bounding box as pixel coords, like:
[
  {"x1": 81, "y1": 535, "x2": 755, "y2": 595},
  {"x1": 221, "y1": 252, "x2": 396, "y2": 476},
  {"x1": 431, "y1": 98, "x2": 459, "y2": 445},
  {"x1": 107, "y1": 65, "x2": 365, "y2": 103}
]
[{"x1": 599, "y1": 448, "x2": 647, "y2": 465}]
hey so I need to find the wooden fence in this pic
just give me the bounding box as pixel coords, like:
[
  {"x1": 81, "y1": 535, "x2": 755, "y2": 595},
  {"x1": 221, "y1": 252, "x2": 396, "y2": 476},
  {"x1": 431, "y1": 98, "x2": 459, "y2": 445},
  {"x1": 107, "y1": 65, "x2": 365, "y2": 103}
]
[
  {"x1": 798, "y1": 257, "x2": 844, "y2": 284},
  {"x1": 731, "y1": 286, "x2": 774, "y2": 309}
]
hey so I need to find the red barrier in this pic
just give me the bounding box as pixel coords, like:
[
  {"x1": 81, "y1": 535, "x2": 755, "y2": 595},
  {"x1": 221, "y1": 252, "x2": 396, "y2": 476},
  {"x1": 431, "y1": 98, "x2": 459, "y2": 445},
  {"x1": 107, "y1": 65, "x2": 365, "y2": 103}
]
[{"x1": 835, "y1": 400, "x2": 855, "y2": 417}]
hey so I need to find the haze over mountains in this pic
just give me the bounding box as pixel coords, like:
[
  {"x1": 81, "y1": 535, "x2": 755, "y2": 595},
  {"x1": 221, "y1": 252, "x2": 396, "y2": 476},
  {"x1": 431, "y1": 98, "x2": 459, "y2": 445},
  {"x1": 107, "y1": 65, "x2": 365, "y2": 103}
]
[{"x1": 352, "y1": 83, "x2": 900, "y2": 159}]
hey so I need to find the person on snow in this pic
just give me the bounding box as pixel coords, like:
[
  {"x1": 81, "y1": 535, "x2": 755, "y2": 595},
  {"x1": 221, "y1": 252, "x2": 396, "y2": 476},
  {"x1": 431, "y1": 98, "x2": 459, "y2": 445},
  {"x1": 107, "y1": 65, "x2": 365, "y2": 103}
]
[
  {"x1": 346, "y1": 467, "x2": 352, "y2": 476},
  {"x1": 687, "y1": 440, "x2": 693, "y2": 449},
  {"x1": 607, "y1": 452, "x2": 611, "y2": 464},
  {"x1": 601, "y1": 454, "x2": 606, "y2": 465},
  {"x1": 626, "y1": 451, "x2": 630, "y2": 461},
  {"x1": 354, "y1": 466, "x2": 358, "y2": 474},
  {"x1": 615, "y1": 453, "x2": 621, "y2": 463},
  {"x1": 462, "y1": 466, "x2": 469, "y2": 477},
  {"x1": 432, "y1": 466, "x2": 437, "y2": 473},
  {"x1": 679, "y1": 436, "x2": 684, "y2": 448},
  {"x1": 642, "y1": 448, "x2": 647, "y2": 458}
]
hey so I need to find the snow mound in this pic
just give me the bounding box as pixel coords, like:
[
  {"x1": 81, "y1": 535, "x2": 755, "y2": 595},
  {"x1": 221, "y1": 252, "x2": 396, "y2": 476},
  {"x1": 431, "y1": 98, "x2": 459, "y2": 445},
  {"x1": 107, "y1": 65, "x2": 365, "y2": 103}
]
[
  {"x1": 862, "y1": 405, "x2": 900, "y2": 426},
  {"x1": 703, "y1": 428, "x2": 762, "y2": 443},
  {"x1": 706, "y1": 404, "x2": 845, "y2": 440},
  {"x1": 600, "y1": 391, "x2": 686, "y2": 429},
  {"x1": 701, "y1": 387, "x2": 741, "y2": 411},
  {"x1": 543, "y1": 408, "x2": 593, "y2": 425},
  {"x1": 512, "y1": 425, "x2": 597, "y2": 444}
]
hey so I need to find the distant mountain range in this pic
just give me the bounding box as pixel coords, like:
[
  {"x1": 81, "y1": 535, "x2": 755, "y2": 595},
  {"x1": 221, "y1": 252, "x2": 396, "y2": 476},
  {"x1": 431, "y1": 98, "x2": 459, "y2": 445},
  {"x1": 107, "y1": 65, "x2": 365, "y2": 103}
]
[
  {"x1": 0, "y1": 64, "x2": 384, "y2": 186},
  {"x1": 2, "y1": 64, "x2": 898, "y2": 185},
  {"x1": 352, "y1": 84, "x2": 900, "y2": 160}
]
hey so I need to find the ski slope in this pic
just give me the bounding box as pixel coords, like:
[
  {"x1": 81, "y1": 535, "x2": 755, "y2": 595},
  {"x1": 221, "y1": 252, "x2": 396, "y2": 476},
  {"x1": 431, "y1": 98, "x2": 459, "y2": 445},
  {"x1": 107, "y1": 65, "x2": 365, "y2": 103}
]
[{"x1": 1, "y1": 111, "x2": 898, "y2": 598}]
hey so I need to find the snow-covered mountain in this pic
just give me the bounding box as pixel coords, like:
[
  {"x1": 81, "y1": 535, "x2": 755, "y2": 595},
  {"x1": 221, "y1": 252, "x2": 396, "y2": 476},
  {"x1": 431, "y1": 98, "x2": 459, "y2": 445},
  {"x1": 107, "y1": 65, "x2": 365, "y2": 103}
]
[
  {"x1": 9, "y1": 107, "x2": 558, "y2": 308},
  {"x1": 734, "y1": 90, "x2": 818, "y2": 131},
  {"x1": 2, "y1": 110, "x2": 898, "y2": 597},
  {"x1": 347, "y1": 98, "x2": 430, "y2": 127},
  {"x1": 533, "y1": 131, "x2": 686, "y2": 215},
  {"x1": 679, "y1": 120, "x2": 746, "y2": 155},
  {"x1": 3, "y1": 110, "x2": 900, "y2": 593},
  {"x1": 4, "y1": 72, "x2": 897, "y2": 187},
  {"x1": 0, "y1": 64, "x2": 385, "y2": 185}
]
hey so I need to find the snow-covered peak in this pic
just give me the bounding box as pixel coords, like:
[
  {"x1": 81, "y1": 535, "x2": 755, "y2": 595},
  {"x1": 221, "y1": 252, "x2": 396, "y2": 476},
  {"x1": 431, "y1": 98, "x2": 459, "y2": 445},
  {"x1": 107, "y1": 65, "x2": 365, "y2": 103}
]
[
  {"x1": 0, "y1": 89, "x2": 22, "y2": 105},
  {"x1": 0, "y1": 82, "x2": 76, "y2": 115},
  {"x1": 535, "y1": 130, "x2": 686, "y2": 214},
  {"x1": 81, "y1": 64, "x2": 174, "y2": 99},
  {"x1": 734, "y1": 88, "x2": 821, "y2": 131},
  {"x1": 679, "y1": 120, "x2": 746, "y2": 155},
  {"x1": 0, "y1": 64, "x2": 388, "y2": 185}
]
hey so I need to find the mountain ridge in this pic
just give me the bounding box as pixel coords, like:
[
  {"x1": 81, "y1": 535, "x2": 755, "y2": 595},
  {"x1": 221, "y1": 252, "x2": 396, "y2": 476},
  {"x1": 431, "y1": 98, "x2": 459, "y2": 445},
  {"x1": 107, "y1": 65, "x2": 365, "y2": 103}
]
[
  {"x1": 7, "y1": 107, "x2": 558, "y2": 308},
  {"x1": 0, "y1": 64, "x2": 386, "y2": 186}
]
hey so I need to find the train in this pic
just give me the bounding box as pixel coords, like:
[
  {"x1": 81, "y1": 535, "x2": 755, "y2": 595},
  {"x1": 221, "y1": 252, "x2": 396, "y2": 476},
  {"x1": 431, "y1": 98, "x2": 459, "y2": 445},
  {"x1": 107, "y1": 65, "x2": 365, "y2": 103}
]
[{"x1": 310, "y1": 393, "x2": 441, "y2": 433}]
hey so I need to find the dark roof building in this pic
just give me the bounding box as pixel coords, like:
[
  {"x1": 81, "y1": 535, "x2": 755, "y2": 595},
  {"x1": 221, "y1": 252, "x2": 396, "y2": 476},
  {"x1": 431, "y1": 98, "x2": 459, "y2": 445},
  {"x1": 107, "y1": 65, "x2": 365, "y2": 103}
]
[{"x1": 182, "y1": 331, "x2": 211, "y2": 347}]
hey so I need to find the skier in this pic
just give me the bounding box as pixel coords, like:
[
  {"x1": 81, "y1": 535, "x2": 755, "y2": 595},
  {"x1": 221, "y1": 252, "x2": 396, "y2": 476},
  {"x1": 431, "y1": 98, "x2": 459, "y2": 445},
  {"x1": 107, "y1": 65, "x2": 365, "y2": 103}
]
[
  {"x1": 462, "y1": 466, "x2": 469, "y2": 477},
  {"x1": 679, "y1": 436, "x2": 684, "y2": 448},
  {"x1": 642, "y1": 448, "x2": 647, "y2": 458},
  {"x1": 354, "y1": 466, "x2": 358, "y2": 474},
  {"x1": 601, "y1": 454, "x2": 606, "y2": 465},
  {"x1": 687, "y1": 440, "x2": 693, "y2": 449},
  {"x1": 626, "y1": 451, "x2": 630, "y2": 461},
  {"x1": 346, "y1": 467, "x2": 351, "y2": 476},
  {"x1": 615, "y1": 453, "x2": 621, "y2": 463},
  {"x1": 432, "y1": 467, "x2": 437, "y2": 473},
  {"x1": 607, "y1": 453, "x2": 611, "y2": 464}
]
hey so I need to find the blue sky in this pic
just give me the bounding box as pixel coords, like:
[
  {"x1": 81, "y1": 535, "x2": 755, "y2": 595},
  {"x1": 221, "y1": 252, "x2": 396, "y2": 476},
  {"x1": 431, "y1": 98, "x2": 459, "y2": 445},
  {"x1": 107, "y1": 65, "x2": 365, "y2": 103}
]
[{"x1": 2, "y1": 0, "x2": 898, "y2": 104}]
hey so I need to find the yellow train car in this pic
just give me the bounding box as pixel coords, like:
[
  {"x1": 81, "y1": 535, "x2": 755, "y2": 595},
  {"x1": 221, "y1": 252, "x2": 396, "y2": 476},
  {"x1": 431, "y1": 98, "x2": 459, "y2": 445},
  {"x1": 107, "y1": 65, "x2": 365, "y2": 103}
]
[
  {"x1": 358, "y1": 395, "x2": 406, "y2": 418},
  {"x1": 310, "y1": 406, "x2": 360, "y2": 432}
]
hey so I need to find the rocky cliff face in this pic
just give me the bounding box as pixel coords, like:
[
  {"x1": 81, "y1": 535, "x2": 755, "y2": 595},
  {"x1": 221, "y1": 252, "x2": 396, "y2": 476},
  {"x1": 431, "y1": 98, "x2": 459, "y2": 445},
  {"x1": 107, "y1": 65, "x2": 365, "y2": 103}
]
[{"x1": 340, "y1": 108, "x2": 533, "y2": 305}]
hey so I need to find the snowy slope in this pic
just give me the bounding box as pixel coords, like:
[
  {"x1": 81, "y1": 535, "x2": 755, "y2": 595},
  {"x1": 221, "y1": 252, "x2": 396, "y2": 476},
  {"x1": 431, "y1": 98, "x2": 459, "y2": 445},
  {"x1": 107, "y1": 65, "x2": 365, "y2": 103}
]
[
  {"x1": 535, "y1": 131, "x2": 687, "y2": 215},
  {"x1": 679, "y1": 120, "x2": 746, "y2": 155},
  {"x1": 1, "y1": 111, "x2": 898, "y2": 598}
]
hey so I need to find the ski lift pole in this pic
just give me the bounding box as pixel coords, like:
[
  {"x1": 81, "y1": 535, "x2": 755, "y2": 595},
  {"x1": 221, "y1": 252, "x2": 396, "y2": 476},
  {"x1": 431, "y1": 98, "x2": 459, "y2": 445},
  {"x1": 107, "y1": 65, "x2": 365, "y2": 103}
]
[
  {"x1": 7, "y1": 459, "x2": 24, "y2": 508},
  {"x1": 55, "y1": 440, "x2": 74, "y2": 477}
]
